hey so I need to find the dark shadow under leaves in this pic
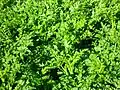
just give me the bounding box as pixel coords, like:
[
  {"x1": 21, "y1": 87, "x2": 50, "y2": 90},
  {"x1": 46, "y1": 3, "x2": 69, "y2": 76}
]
[{"x1": 74, "y1": 38, "x2": 94, "y2": 51}]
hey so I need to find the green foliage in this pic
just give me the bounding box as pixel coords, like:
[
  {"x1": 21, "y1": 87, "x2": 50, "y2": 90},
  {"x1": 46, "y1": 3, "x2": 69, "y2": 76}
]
[{"x1": 0, "y1": 0, "x2": 120, "y2": 90}]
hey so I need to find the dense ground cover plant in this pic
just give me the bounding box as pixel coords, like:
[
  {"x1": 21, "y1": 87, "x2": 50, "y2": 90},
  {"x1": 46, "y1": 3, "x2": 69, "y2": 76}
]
[{"x1": 0, "y1": 0, "x2": 120, "y2": 90}]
